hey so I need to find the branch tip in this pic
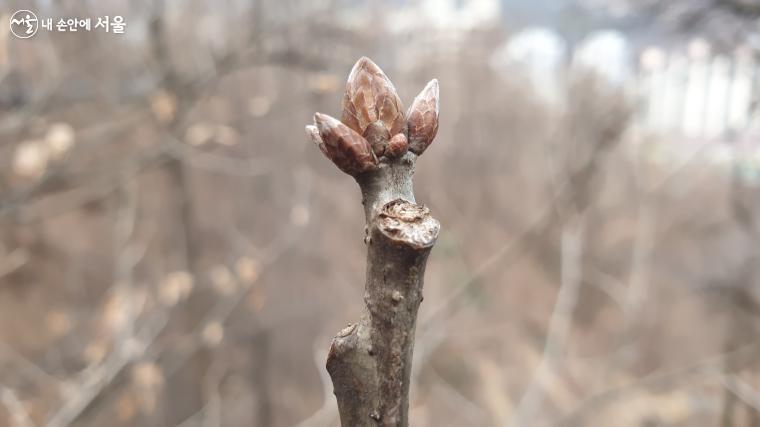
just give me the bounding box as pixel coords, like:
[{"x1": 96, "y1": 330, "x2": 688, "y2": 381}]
[
  {"x1": 406, "y1": 78, "x2": 440, "y2": 155},
  {"x1": 343, "y1": 57, "x2": 405, "y2": 148}
]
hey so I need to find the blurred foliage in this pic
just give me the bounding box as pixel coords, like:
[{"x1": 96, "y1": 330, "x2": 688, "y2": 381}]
[{"x1": 0, "y1": 1, "x2": 759, "y2": 426}]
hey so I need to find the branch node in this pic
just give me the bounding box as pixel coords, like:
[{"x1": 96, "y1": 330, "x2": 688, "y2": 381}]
[
  {"x1": 391, "y1": 290, "x2": 403, "y2": 303},
  {"x1": 376, "y1": 200, "x2": 440, "y2": 249}
]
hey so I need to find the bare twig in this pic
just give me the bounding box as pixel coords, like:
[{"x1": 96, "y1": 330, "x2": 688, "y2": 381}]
[
  {"x1": 556, "y1": 341, "x2": 760, "y2": 425},
  {"x1": 1, "y1": 386, "x2": 34, "y2": 427},
  {"x1": 43, "y1": 311, "x2": 169, "y2": 427},
  {"x1": 307, "y1": 57, "x2": 440, "y2": 427},
  {"x1": 420, "y1": 201, "x2": 556, "y2": 330},
  {"x1": 513, "y1": 216, "x2": 586, "y2": 426},
  {"x1": 0, "y1": 342, "x2": 60, "y2": 386},
  {"x1": 0, "y1": 249, "x2": 29, "y2": 280},
  {"x1": 718, "y1": 373, "x2": 760, "y2": 413}
]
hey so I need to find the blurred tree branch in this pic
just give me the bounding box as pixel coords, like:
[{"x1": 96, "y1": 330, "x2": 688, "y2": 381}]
[
  {"x1": 558, "y1": 340, "x2": 760, "y2": 425},
  {"x1": 513, "y1": 215, "x2": 586, "y2": 426},
  {"x1": 0, "y1": 386, "x2": 33, "y2": 427}
]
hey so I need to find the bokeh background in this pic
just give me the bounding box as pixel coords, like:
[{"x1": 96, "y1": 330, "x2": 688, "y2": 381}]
[{"x1": 1, "y1": 0, "x2": 760, "y2": 426}]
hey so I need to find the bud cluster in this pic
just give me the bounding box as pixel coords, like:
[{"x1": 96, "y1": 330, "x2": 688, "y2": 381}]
[{"x1": 306, "y1": 57, "x2": 439, "y2": 176}]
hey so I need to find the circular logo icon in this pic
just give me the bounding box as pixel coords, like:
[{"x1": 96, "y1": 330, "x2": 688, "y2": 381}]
[{"x1": 9, "y1": 10, "x2": 39, "y2": 39}]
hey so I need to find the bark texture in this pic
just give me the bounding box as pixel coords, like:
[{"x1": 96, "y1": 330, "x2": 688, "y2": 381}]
[
  {"x1": 327, "y1": 197, "x2": 438, "y2": 426},
  {"x1": 307, "y1": 57, "x2": 440, "y2": 427}
]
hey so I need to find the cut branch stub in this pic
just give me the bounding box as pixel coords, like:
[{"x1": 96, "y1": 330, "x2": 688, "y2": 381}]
[
  {"x1": 375, "y1": 200, "x2": 439, "y2": 249},
  {"x1": 307, "y1": 57, "x2": 440, "y2": 427},
  {"x1": 326, "y1": 322, "x2": 379, "y2": 426}
]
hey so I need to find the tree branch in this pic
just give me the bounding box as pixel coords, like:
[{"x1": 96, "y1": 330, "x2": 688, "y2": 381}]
[
  {"x1": 328, "y1": 198, "x2": 439, "y2": 426},
  {"x1": 307, "y1": 58, "x2": 440, "y2": 426}
]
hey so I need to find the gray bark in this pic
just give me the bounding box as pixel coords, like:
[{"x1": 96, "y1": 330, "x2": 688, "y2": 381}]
[{"x1": 326, "y1": 153, "x2": 440, "y2": 427}]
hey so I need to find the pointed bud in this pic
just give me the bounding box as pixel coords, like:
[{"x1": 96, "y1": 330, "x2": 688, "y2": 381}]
[
  {"x1": 314, "y1": 113, "x2": 378, "y2": 175},
  {"x1": 305, "y1": 125, "x2": 330, "y2": 158},
  {"x1": 386, "y1": 133, "x2": 408, "y2": 158},
  {"x1": 341, "y1": 57, "x2": 405, "y2": 140},
  {"x1": 406, "y1": 79, "x2": 439, "y2": 155},
  {"x1": 363, "y1": 121, "x2": 390, "y2": 157}
]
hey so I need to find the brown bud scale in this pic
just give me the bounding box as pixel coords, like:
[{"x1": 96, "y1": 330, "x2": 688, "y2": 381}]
[
  {"x1": 386, "y1": 133, "x2": 408, "y2": 158},
  {"x1": 314, "y1": 113, "x2": 378, "y2": 175},
  {"x1": 305, "y1": 125, "x2": 330, "y2": 158},
  {"x1": 406, "y1": 79, "x2": 439, "y2": 155},
  {"x1": 363, "y1": 121, "x2": 390, "y2": 157},
  {"x1": 341, "y1": 57, "x2": 405, "y2": 139}
]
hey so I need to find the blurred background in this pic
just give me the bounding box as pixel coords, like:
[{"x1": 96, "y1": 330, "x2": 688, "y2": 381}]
[{"x1": 1, "y1": 0, "x2": 760, "y2": 426}]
